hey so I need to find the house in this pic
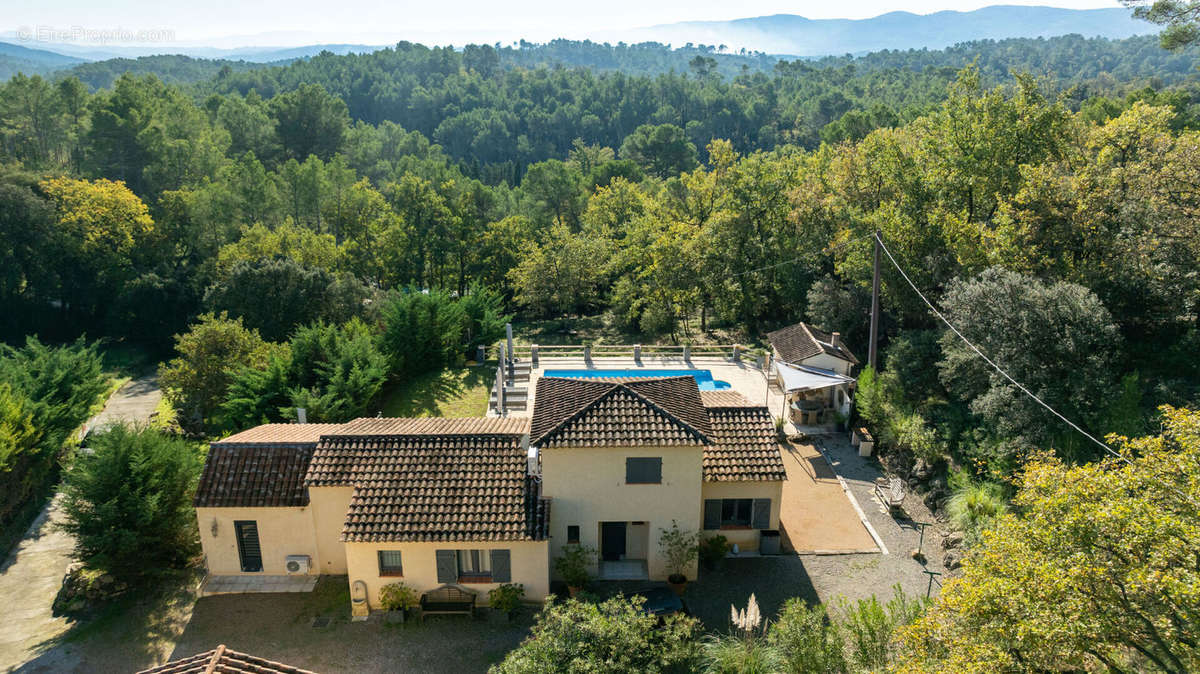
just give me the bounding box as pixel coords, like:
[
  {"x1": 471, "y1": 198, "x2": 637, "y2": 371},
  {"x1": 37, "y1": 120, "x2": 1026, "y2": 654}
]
[
  {"x1": 193, "y1": 376, "x2": 785, "y2": 612},
  {"x1": 766, "y1": 322, "x2": 858, "y2": 428},
  {"x1": 532, "y1": 377, "x2": 785, "y2": 581},
  {"x1": 194, "y1": 417, "x2": 549, "y2": 612},
  {"x1": 137, "y1": 644, "x2": 316, "y2": 673}
]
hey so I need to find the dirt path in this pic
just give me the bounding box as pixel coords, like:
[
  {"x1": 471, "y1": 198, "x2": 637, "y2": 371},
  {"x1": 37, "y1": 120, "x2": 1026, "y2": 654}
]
[
  {"x1": 0, "y1": 374, "x2": 161, "y2": 673},
  {"x1": 778, "y1": 440, "x2": 878, "y2": 553}
]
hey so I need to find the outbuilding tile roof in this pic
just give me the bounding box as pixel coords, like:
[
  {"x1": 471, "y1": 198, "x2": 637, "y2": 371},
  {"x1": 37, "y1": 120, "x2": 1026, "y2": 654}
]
[
  {"x1": 306, "y1": 433, "x2": 548, "y2": 542},
  {"x1": 137, "y1": 644, "x2": 317, "y2": 674},
  {"x1": 215, "y1": 423, "x2": 345, "y2": 445},
  {"x1": 338, "y1": 416, "x2": 530, "y2": 436},
  {"x1": 767, "y1": 322, "x2": 859, "y2": 365},
  {"x1": 699, "y1": 390, "x2": 756, "y2": 408},
  {"x1": 704, "y1": 405, "x2": 788, "y2": 482},
  {"x1": 194, "y1": 443, "x2": 313, "y2": 508},
  {"x1": 530, "y1": 377, "x2": 711, "y2": 448}
]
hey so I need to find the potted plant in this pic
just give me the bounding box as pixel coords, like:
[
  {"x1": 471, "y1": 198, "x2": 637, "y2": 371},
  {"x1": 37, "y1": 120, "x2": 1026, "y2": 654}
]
[
  {"x1": 658, "y1": 520, "x2": 700, "y2": 596},
  {"x1": 554, "y1": 545, "x2": 595, "y2": 597},
  {"x1": 487, "y1": 583, "x2": 525, "y2": 622},
  {"x1": 379, "y1": 581, "x2": 418, "y2": 624},
  {"x1": 699, "y1": 534, "x2": 731, "y2": 572}
]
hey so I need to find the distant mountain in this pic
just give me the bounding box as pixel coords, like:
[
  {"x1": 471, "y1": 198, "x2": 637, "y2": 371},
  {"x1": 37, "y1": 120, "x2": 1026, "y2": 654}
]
[
  {"x1": 0, "y1": 41, "x2": 87, "y2": 79},
  {"x1": 623, "y1": 5, "x2": 1158, "y2": 56},
  {"x1": 0, "y1": 40, "x2": 383, "y2": 63}
]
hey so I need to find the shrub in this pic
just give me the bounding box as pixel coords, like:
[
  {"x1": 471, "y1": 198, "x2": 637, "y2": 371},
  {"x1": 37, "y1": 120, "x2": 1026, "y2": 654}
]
[
  {"x1": 769, "y1": 599, "x2": 847, "y2": 673},
  {"x1": 158, "y1": 312, "x2": 274, "y2": 432},
  {"x1": 379, "y1": 288, "x2": 467, "y2": 377},
  {"x1": 492, "y1": 595, "x2": 700, "y2": 673},
  {"x1": 703, "y1": 594, "x2": 783, "y2": 674},
  {"x1": 0, "y1": 337, "x2": 107, "y2": 535},
  {"x1": 658, "y1": 519, "x2": 699, "y2": 582},
  {"x1": 59, "y1": 424, "x2": 202, "y2": 583},
  {"x1": 945, "y1": 472, "x2": 1008, "y2": 546},
  {"x1": 220, "y1": 319, "x2": 386, "y2": 427},
  {"x1": 699, "y1": 534, "x2": 730, "y2": 570},
  {"x1": 459, "y1": 283, "x2": 510, "y2": 357},
  {"x1": 553, "y1": 545, "x2": 595, "y2": 588},
  {"x1": 379, "y1": 581, "x2": 418, "y2": 611},
  {"x1": 488, "y1": 583, "x2": 525, "y2": 613},
  {"x1": 839, "y1": 585, "x2": 928, "y2": 671}
]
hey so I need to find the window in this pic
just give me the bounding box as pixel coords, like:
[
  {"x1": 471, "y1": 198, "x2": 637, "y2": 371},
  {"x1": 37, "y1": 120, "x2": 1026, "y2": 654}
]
[
  {"x1": 457, "y1": 549, "x2": 492, "y2": 582},
  {"x1": 377, "y1": 550, "x2": 403, "y2": 576},
  {"x1": 722, "y1": 499, "x2": 754, "y2": 527},
  {"x1": 704, "y1": 498, "x2": 772, "y2": 530},
  {"x1": 566, "y1": 525, "x2": 580, "y2": 544},
  {"x1": 625, "y1": 457, "x2": 662, "y2": 484}
]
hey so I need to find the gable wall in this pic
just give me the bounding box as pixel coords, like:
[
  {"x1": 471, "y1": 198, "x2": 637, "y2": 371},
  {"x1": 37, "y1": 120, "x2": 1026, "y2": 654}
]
[{"x1": 540, "y1": 444, "x2": 703, "y2": 580}]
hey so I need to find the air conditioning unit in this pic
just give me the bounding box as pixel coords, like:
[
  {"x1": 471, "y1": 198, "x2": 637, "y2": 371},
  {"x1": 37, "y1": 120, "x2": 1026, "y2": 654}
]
[{"x1": 285, "y1": 555, "x2": 311, "y2": 575}]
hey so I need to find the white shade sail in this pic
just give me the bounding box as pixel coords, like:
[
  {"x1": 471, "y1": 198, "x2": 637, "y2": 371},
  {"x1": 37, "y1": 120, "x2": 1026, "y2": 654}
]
[{"x1": 775, "y1": 361, "x2": 855, "y2": 393}]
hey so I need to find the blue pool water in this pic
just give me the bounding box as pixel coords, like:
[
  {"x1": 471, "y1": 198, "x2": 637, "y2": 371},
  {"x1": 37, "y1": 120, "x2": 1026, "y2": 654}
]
[{"x1": 541, "y1": 368, "x2": 732, "y2": 391}]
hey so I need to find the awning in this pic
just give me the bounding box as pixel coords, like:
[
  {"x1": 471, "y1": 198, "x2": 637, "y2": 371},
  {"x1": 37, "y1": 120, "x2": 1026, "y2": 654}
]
[{"x1": 774, "y1": 361, "x2": 855, "y2": 393}]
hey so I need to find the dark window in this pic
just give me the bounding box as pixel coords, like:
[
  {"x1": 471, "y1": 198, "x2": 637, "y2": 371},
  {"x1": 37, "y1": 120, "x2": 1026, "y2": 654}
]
[
  {"x1": 456, "y1": 549, "x2": 492, "y2": 582},
  {"x1": 566, "y1": 525, "x2": 580, "y2": 544},
  {"x1": 721, "y1": 499, "x2": 754, "y2": 527},
  {"x1": 233, "y1": 520, "x2": 262, "y2": 572},
  {"x1": 625, "y1": 457, "x2": 662, "y2": 484},
  {"x1": 703, "y1": 498, "x2": 773, "y2": 530},
  {"x1": 377, "y1": 550, "x2": 403, "y2": 576}
]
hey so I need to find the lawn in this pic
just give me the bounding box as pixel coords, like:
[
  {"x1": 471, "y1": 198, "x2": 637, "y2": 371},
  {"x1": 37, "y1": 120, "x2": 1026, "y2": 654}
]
[{"x1": 373, "y1": 366, "x2": 493, "y2": 418}]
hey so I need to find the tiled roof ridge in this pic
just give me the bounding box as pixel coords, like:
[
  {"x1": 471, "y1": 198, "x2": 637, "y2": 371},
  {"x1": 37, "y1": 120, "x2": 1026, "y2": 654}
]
[
  {"x1": 533, "y1": 378, "x2": 710, "y2": 447},
  {"x1": 530, "y1": 378, "x2": 623, "y2": 444},
  {"x1": 618, "y1": 378, "x2": 711, "y2": 444}
]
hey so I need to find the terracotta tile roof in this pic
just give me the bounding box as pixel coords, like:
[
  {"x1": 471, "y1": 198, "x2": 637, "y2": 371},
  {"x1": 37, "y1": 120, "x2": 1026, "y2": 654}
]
[
  {"x1": 215, "y1": 423, "x2": 346, "y2": 445},
  {"x1": 530, "y1": 377, "x2": 711, "y2": 448},
  {"x1": 338, "y1": 416, "x2": 530, "y2": 436},
  {"x1": 700, "y1": 390, "x2": 756, "y2": 408},
  {"x1": 704, "y1": 406, "x2": 788, "y2": 482},
  {"x1": 194, "y1": 443, "x2": 313, "y2": 508},
  {"x1": 137, "y1": 644, "x2": 317, "y2": 674},
  {"x1": 306, "y1": 433, "x2": 549, "y2": 542},
  {"x1": 767, "y1": 322, "x2": 859, "y2": 366}
]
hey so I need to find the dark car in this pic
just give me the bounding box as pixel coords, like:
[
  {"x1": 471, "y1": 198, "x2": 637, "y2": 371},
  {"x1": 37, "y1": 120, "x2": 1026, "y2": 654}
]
[{"x1": 630, "y1": 586, "x2": 689, "y2": 617}]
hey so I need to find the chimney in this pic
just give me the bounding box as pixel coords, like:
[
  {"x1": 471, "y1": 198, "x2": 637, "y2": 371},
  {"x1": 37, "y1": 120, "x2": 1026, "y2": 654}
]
[
  {"x1": 296, "y1": 408, "x2": 307, "y2": 424},
  {"x1": 831, "y1": 332, "x2": 843, "y2": 348}
]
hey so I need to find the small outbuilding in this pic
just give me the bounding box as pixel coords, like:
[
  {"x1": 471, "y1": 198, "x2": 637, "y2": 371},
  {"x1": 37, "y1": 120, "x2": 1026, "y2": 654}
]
[{"x1": 766, "y1": 322, "x2": 858, "y2": 429}]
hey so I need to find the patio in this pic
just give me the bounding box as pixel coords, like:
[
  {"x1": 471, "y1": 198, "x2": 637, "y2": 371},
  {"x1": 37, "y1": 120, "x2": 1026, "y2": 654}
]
[{"x1": 200, "y1": 575, "x2": 318, "y2": 596}]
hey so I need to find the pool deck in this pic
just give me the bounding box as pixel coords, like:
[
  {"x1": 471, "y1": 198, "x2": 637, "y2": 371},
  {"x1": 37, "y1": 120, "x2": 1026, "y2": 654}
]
[{"x1": 499, "y1": 356, "x2": 782, "y2": 419}]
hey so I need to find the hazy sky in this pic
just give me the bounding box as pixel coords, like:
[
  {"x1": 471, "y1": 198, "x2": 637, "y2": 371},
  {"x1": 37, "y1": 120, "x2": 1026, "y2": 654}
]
[{"x1": 4, "y1": 0, "x2": 1127, "y2": 45}]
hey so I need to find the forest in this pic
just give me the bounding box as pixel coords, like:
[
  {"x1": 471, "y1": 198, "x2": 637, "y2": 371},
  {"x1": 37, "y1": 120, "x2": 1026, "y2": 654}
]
[{"x1": 1, "y1": 31, "x2": 1198, "y2": 669}]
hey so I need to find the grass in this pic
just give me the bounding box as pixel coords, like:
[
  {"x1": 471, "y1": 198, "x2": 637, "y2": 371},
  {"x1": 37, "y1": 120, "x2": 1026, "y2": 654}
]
[{"x1": 373, "y1": 366, "x2": 493, "y2": 418}]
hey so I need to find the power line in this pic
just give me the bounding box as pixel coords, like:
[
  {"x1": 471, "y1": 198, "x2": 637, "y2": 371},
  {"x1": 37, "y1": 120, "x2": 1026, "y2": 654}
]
[
  {"x1": 873, "y1": 233, "x2": 1134, "y2": 467},
  {"x1": 730, "y1": 232, "x2": 874, "y2": 278}
]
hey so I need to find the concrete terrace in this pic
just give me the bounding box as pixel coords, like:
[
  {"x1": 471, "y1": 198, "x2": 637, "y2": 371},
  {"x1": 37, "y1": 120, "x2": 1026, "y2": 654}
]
[{"x1": 494, "y1": 354, "x2": 785, "y2": 419}]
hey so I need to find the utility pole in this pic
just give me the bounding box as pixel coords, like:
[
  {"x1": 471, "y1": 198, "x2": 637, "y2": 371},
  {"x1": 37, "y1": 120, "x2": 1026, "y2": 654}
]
[{"x1": 868, "y1": 230, "x2": 882, "y2": 371}]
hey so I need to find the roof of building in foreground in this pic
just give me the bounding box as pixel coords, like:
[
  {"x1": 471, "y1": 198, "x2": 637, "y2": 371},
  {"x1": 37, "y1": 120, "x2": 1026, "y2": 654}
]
[
  {"x1": 307, "y1": 430, "x2": 549, "y2": 543},
  {"x1": 136, "y1": 644, "x2": 318, "y2": 674}
]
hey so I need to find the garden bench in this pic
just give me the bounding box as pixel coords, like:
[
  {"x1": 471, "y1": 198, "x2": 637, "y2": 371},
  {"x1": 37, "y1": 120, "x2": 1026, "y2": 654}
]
[
  {"x1": 419, "y1": 584, "x2": 476, "y2": 621},
  {"x1": 875, "y1": 476, "x2": 906, "y2": 515}
]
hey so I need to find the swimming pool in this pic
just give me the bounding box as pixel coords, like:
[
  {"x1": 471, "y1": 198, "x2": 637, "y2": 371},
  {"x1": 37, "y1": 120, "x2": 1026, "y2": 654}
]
[{"x1": 541, "y1": 368, "x2": 732, "y2": 391}]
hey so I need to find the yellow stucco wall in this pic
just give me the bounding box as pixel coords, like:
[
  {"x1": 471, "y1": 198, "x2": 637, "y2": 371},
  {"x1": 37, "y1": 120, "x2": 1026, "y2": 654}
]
[
  {"x1": 540, "y1": 445, "x2": 703, "y2": 580},
  {"x1": 699, "y1": 480, "x2": 784, "y2": 551},
  {"x1": 344, "y1": 540, "x2": 550, "y2": 610},
  {"x1": 801, "y1": 352, "x2": 854, "y2": 376},
  {"x1": 196, "y1": 506, "x2": 319, "y2": 575},
  {"x1": 308, "y1": 486, "x2": 353, "y2": 574}
]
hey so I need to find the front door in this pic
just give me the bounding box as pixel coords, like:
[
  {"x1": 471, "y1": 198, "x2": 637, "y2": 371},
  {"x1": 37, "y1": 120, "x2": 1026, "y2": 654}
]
[
  {"x1": 601, "y1": 522, "x2": 626, "y2": 561},
  {"x1": 234, "y1": 520, "x2": 263, "y2": 572}
]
